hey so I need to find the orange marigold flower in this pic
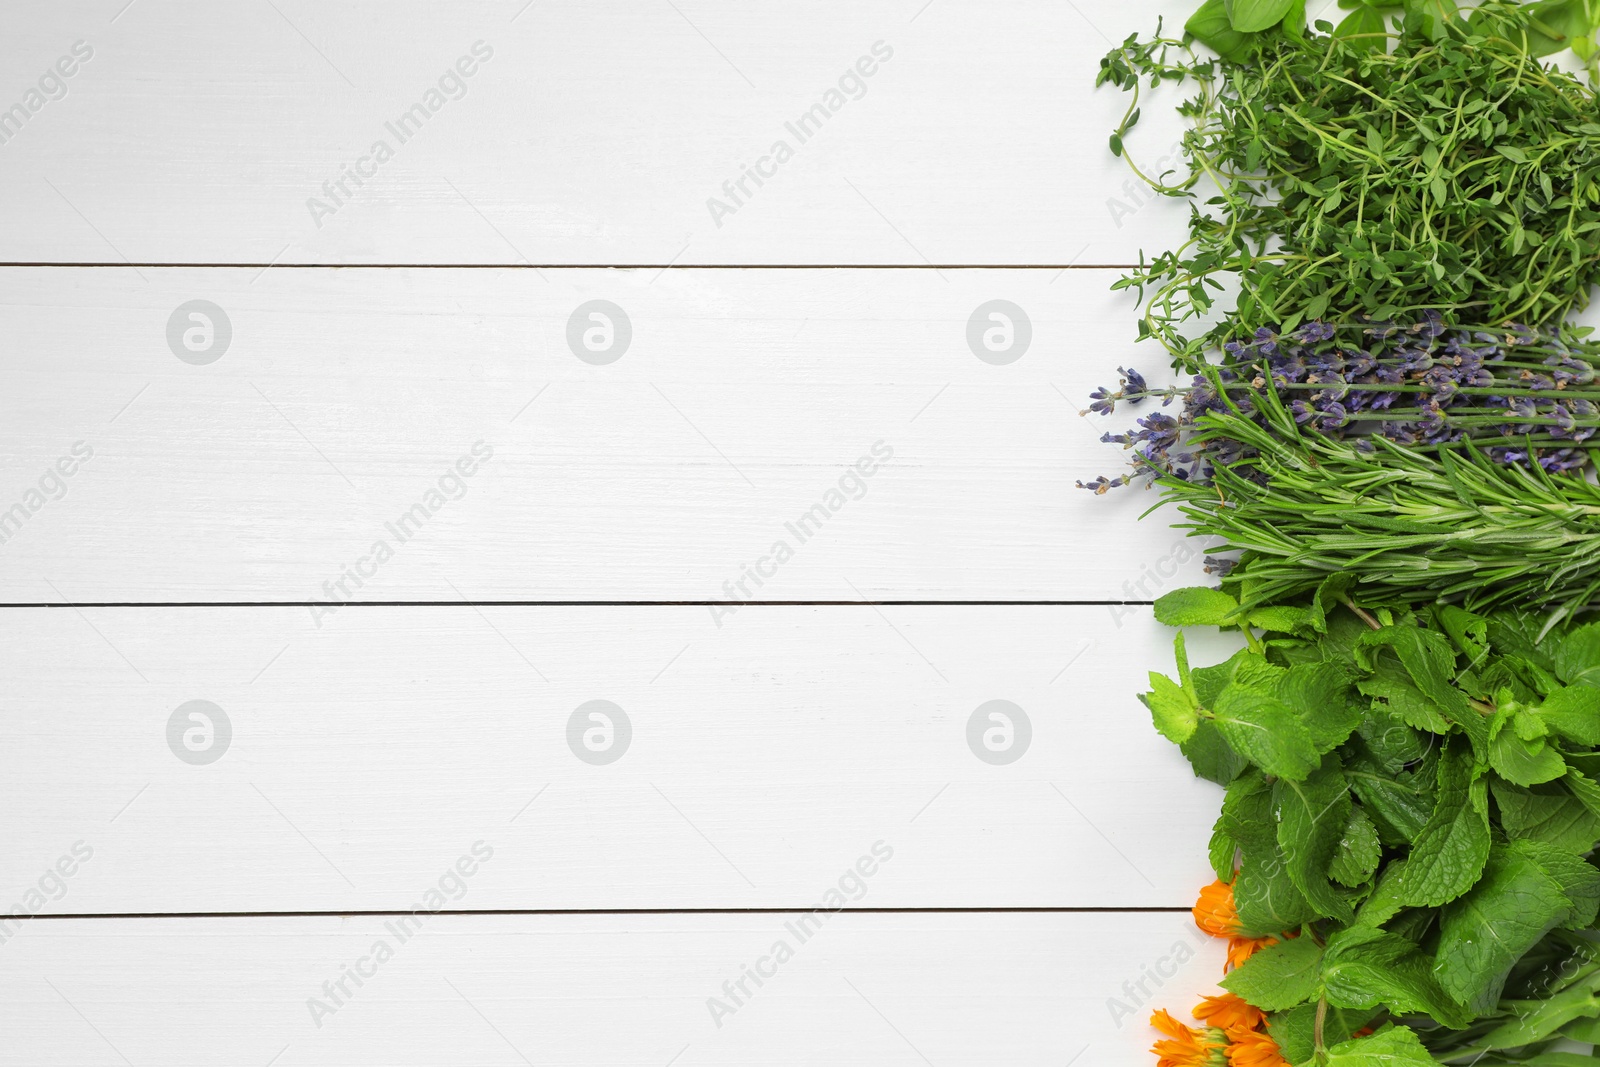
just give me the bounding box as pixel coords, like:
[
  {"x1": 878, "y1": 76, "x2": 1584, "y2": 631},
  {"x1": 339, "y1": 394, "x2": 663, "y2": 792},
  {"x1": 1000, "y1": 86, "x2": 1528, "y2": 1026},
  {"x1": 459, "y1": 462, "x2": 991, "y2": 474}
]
[
  {"x1": 1225, "y1": 1027, "x2": 1289, "y2": 1067},
  {"x1": 1225, "y1": 934, "x2": 1278, "y2": 970},
  {"x1": 1192, "y1": 880, "x2": 1279, "y2": 970},
  {"x1": 1193, "y1": 880, "x2": 1240, "y2": 937},
  {"x1": 1150, "y1": 1010, "x2": 1228, "y2": 1067},
  {"x1": 1193, "y1": 993, "x2": 1263, "y2": 1032}
]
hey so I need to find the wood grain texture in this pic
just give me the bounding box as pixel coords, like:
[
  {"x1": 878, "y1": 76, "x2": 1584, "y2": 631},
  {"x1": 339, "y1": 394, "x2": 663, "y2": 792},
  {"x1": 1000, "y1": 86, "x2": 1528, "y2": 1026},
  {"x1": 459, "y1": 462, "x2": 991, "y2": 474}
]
[
  {"x1": 0, "y1": 266, "x2": 1211, "y2": 603},
  {"x1": 0, "y1": 5, "x2": 1247, "y2": 1058},
  {"x1": 0, "y1": 0, "x2": 1190, "y2": 265},
  {"x1": 0, "y1": 605, "x2": 1238, "y2": 912},
  {"x1": 0, "y1": 912, "x2": 1226, "y2": 1066}
]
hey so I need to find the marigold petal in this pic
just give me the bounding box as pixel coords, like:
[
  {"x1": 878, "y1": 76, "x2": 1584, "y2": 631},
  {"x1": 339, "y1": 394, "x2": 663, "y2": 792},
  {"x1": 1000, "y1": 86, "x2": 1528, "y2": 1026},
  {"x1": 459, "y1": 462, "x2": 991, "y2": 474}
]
[
  {"x1": 1193, "y1": 993, "x2": 1263, "y2": 1032},
  {"x1": 1226, "y1": 1027, "x2": 1289, "y2": 1067},
  {"x1": 1149, "y1": 1010, "x2": 1228, "y2": 1067},
  {"x1": 1150, "y1": 1009, "x2": 1196, "y2": 1039},
  {"x1": 1193, "y1": 880, "x2": 1241, "y2": 938},
  {"x1": 1225, "y1": 935, "x2": 1277, "y2": 970}
]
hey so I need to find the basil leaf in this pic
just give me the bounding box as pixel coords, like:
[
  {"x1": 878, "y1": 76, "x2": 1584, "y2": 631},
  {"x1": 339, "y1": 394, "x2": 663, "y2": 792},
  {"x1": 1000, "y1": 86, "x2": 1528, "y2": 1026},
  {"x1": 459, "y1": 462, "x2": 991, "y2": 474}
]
[
  {"x1": 1185, "y1": 0, "x2": 1256, "y2": 62},
  {"x1": 1229, "y1": 0, "x2": 1296, "y2": 32}
]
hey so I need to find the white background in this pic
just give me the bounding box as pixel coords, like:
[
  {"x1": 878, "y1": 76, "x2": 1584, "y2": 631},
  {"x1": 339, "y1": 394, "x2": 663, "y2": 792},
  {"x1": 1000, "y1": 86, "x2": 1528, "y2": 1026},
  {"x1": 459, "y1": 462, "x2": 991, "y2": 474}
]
[{"x1": 0, "y1": 1, "x2": 1280, "y2": 1062}]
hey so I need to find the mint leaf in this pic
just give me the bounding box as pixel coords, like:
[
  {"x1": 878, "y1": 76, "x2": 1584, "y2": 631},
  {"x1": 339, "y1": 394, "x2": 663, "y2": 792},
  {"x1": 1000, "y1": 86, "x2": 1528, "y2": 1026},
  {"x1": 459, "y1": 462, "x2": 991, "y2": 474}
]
[
  {"x1": 1396, "y1": 743, "x2": 1490, "y2": 907},
  {"x1": 1356, "y1": 703, "x2": 1433, "y2": 771},
  {"x1": 1436, "y1": 840, "x2": 1576, "y2": 1011},
  {"x1": 1435, "y1": 605, "x2": 1489, "y2": 667},
  {"x1": 1265, "y1": 1003, "x2": 1375, "y2": 1065},
  {"x1": 1209, "y1": 820, "x2": 1238, "y2": 882},
  {"x1": 1355, "y1": 704, "x2": 1430, "y2": 773},
  {"x1": 1564, "y1": 768, "x2": 1600, "y2": 823},
  {"x1": 1249, "y1": 605, "x2": 1312, "y2": 633},
  {"x1": 1487, "y1": 611, "x2": 1559, "y2": 674},
  {"x1": 1141, "y1": 671, "x2": 1199, "y2": 744},
  {"x1": 1193, "y1": 648, "x2": 1281, "y2": 707},
  {"x1": 1234, "y1": 840, "x2": 1318, "y2": 936},
  {"x1": 1217, "y1": 771, "x2": 1277, "y2": 852},
  {"x1": 1521, "y1": 840, "x2": 1600, "y2": 929},
  {"x1": 1222, "y1": 774, "x2": 1318, "y2": 934},
  {"x1": 1353, "y1": 858, "x2": 1410, "y2": 928},
  {"x1": 1330, "y1": 808, "x2": 1381, "y2": 887},
  {"x1": 1219, "y1": 935, "x2": 1322, "y2": 1010},
  {"x1": 1536, "y1": 686, "x2": 1600, "y2": 745},
  {"x1": 1173, "y1": 631, "x2": 1194, "y2": 696},
  {"x1": 1357, "y1": 662, "x2": 1451, "y2": 735},
  {"x1": 1319, "y1": 1025, "x2": 1438, "y2": 1065},
  {"x1": 1322, "y1": 926, "x2": 1470, "y2": 1027},
  {"x1": 1179, "y1": 720, "x2": 1248, "y2": 785},
  {"x1": 1275, "y1": 756, "x2": 1354, "y2": 920},
  {"x1": 1491, "y1": 778, "x2": 1600, "y2": 854},
  {"x1": 1489, "y1": 721, "x2": 1567, "y2": 786},
  {"x1": 1308, "y1": 575, "x2": 1352, "y2": 636},
  {"x1": 1278, "y1": 661, "x2": 1362, "y2": 752},
  {"x1": 1154, "y1": 586, "x2": 1240, "y2": 627},
  {"x1": 1355, "y1": 626, "x2": 1470, "y2": 720},
  {"x1": 1354, "y1": 623, "x2": 1487, "y2": 762},
  {"x1": 1553, "y1": 621, "x2": 1600, "y2": 688},
  {"x1": 1346, "y1": 756, "x2": 1435, "y2": 845},
  {"x1": 1212, "y1": 684, "x2": 1320, "y2": 781}
]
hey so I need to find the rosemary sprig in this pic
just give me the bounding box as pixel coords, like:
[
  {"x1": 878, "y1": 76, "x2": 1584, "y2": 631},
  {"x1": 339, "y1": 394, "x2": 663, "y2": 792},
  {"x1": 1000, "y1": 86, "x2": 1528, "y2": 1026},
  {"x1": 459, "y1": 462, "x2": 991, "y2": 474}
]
[{"x1": 1153, "y1": 382, "x2": 1600, "y2": 628}]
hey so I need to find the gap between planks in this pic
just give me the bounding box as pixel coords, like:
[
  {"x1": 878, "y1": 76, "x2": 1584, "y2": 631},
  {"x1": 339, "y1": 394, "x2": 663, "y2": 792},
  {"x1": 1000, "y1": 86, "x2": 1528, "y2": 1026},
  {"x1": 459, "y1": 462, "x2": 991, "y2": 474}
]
[
  {"x1": 17, "y1": 907, "x2": 1195, "y2": 920},
  {"x1": 6, "y1": 600, "x2": 1157, "y2": 608},
  {"x1": 0, "y1": 262, "x2": 1140, "y2": 270}
]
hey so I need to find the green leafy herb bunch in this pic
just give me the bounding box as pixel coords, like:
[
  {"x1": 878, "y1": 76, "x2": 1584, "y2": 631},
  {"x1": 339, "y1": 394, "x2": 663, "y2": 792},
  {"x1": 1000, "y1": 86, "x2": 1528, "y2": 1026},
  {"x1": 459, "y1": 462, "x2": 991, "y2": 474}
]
[
  {"x1": 1143, "y1": 581, "x2": 1600, "y2": 1063},
  {"x1": 1098, "y1": 2, "x2": 1600, "y2": 370}
]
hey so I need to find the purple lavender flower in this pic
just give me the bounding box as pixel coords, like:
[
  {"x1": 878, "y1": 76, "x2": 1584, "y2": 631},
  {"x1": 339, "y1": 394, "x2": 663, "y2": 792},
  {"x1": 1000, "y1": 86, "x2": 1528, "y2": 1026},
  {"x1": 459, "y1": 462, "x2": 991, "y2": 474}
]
[
  {"x1": 1412, "y1": 309, "x2": 1447, "y2": 342},
  {"x1": 1541, "y1": 449, "x2": 1587, "y2": 474},
  {"x1": 1314, "y1": 402, "x2": 1350, "y2": 432},
  {"x1": 1075, "y1": 475, "x2": 1126, "y2": 494}
]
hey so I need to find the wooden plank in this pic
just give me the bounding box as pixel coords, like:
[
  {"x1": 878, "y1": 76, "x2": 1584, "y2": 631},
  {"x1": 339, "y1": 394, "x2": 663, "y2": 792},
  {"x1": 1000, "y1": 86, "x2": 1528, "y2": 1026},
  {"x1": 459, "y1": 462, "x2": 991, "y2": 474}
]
[
  {"x1": 0, "y1": 605, "x2": 1237, "y2": 912},
  {"x1": 0, "y1": 912, "x2": 1227, "y2": 1065},
  {"x1": 0, "y1": 266, "x2": 1211, "y2": 603},
  {"x1": 0, "y1": 0, "x2": 1189, "y2": 265}
]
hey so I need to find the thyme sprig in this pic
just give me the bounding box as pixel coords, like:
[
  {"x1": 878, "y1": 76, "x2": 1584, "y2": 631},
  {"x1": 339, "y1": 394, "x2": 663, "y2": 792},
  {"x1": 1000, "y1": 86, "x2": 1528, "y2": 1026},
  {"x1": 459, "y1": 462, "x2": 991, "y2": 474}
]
[{"x1": 1099, "y1": 5, "x2": 1600, "y2": 371}]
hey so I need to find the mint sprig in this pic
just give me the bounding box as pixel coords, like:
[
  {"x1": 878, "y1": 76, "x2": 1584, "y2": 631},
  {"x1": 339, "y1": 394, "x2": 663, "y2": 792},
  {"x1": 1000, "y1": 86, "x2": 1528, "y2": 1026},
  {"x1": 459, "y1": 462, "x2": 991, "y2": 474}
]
[{"x1": 1146, "y1": 587, "x2": 1600, "y2": 1059}]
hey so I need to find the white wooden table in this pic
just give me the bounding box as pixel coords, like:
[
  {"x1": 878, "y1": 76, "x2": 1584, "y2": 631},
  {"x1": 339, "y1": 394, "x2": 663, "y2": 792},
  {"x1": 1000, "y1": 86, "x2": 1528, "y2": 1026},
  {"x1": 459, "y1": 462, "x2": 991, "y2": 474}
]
[{"x1": 0, "y1": 2, "x2": 1247, "y2": 1062}]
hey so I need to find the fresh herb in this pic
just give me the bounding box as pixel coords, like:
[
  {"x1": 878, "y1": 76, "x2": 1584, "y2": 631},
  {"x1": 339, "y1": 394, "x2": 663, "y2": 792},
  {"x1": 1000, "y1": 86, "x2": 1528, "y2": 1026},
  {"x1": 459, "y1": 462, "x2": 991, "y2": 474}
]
[
  {"x1": 1098, "y1": 5, "x2": 1600, "y2": 370},
  {"x1": 1143, "y1": 586, "x2": 1600, "y2": 1062},
  {"x1": 1182, "y1": 0, "x2": 1600, "y2": 72},
  {"x1": 1137, "y1": 382, "x2": 1600, "y2": 629},
  {"x1": 1080, "y1": 313, "x2": 1600, "y2": 492}
]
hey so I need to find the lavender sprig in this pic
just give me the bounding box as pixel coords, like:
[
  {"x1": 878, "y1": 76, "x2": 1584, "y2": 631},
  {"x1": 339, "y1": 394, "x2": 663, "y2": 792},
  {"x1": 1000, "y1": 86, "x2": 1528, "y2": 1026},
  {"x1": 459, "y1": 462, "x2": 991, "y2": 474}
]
[{"x1": 1079, "y1": 315, "x2": 1600, "y2": 490}]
